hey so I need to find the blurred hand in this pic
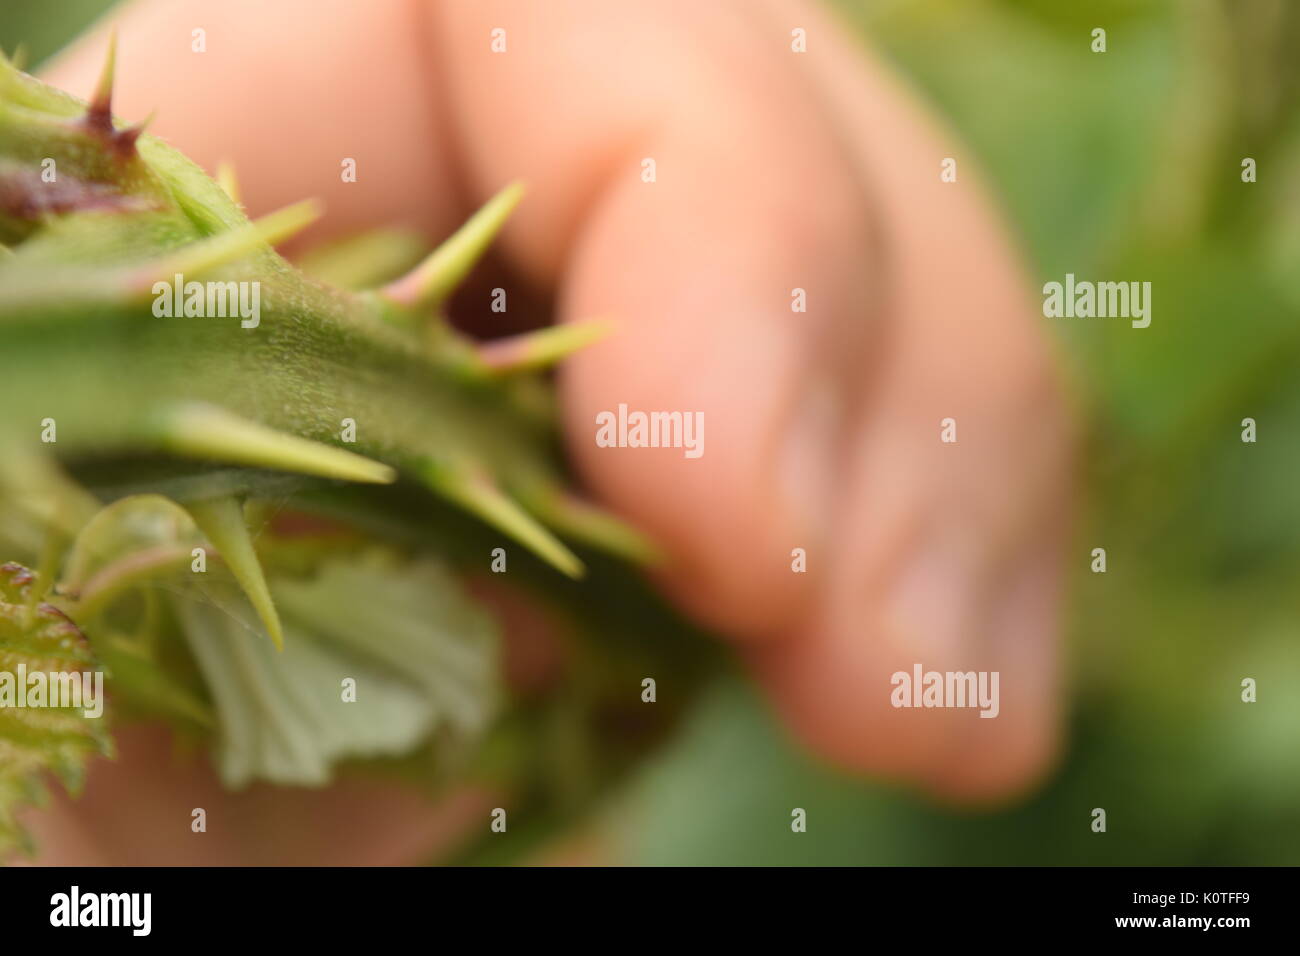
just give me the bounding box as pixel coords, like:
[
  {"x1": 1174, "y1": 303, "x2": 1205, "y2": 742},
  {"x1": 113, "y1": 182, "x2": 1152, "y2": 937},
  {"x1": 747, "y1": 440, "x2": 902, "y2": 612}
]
[{"x1": 31, "y1": 0, "x2": 1073, "y2": 863}]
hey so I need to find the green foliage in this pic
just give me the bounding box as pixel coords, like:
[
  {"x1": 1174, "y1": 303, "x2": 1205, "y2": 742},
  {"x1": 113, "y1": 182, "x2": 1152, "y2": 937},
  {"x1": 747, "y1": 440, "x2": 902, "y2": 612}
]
[
  {"x1": 0, "y1": 563, "x2": 111, "y2": 856},
  {"x1": 176, "y1": 553, "x2": 499, "y2": 788}
]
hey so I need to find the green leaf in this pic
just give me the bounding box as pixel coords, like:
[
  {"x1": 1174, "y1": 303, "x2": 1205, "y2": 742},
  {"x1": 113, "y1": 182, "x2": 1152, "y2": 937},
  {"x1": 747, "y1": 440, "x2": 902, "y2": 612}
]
[
  {"x1": 175, "y1": 553, "x2": 499, "y2": 788},
  {"x1": 272, "y1": 553, "x2": 502, "y2": 733},
  {"x1": 0, "y1": 562, "x2": 111, "y2": 857}
]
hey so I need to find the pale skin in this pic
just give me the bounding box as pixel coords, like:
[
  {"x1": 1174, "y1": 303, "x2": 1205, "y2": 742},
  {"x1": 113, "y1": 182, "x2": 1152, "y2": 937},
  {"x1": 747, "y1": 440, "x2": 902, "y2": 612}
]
[{"x1": 27, "y1": 0, "x2": 1073, "y2": 864}]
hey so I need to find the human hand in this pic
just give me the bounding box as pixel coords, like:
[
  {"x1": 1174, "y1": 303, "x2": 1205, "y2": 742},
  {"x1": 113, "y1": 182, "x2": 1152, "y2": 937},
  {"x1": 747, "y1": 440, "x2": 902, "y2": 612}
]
[{"x1": 30, "y1": 0, "x2": 1072, "y2": 863}]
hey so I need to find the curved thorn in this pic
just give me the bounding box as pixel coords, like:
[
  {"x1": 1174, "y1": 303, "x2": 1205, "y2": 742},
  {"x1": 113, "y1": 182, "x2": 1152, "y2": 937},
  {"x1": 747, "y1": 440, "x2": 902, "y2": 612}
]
[
  {"x1": 156, "y1": 403, "x2": 396, "y2": 484},
  {"x1": 380, "y1": 181, "x2": 524, "y2": 309}
]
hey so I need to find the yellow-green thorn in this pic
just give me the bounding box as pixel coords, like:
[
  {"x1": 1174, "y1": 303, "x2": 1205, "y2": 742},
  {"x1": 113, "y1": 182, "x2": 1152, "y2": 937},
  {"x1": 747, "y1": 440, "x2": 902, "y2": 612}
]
[
  {"x1": 380, "y1": 181, "x2": 524, "y2": 309},
  {"x1": 10, "y1": 44, "x2": 29, "y2": 73},
  {"x1": 181, "y1": 495, "x2": 284, "y2": 651},
  {"x1": 216, "y1": 161, "x2": 241, "y2": 204},
  {"x1": 126, "y1": 199, "x2": 322, "y2": 294},
  {"x1": 524, "y1": 490, "x2": 663, "y2": 565},
  {"x1": 157, "y1": 403, "x2": 397, "y2": 484},
  {"x1": 422, "y1": 463, "x2": 585, "y2": 579},
  {"x1": 476, "y1": 319, "x2": 615, "y2": 375}
]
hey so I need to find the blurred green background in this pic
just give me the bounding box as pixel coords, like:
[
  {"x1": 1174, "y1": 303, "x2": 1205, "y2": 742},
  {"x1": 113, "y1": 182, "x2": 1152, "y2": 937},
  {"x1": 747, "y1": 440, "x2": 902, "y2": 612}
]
[{"x1": 5, "y1": 0, "x2": 1297, "y2": 864}]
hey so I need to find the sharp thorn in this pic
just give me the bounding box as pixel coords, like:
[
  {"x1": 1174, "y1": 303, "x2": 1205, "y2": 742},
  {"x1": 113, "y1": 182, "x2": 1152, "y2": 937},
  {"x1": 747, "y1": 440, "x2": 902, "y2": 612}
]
[
  {"x1": 85, "y1": 29, "x2": 118, "y2": 134},
  {"x1": 421, "y1": 462, "x2": 585, "y2": 578},
  {"x1": 380, "y1": 181, "x2": 524, "y2": 309},
  {"x1": 126, "y1": 199, "x2": 322, "y2": 293},
  {"x1": 523, "y1": 489, "x2": 663, "y2": 565},
  {"x1": 156, "y1": 403, "x2": 397, "y2": 485},
  {"x1": 476, "y1": 319, "x2": 614, "y2": 374},
  {"x1": 110, "y1": 110, "x2": 154, "y2": 157},
  {"x1": 180, "y1": 495, "x2": 284, "y2": 651},
  {"x1": 216, "y1": 161, "x2": 242, "y2": 204}
]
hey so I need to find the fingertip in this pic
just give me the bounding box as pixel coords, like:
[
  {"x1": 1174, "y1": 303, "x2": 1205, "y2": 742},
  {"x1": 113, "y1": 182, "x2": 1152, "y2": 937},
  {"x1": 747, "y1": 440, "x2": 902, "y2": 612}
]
[{"x1": 745, "y1": 536, "x2": 1068, "y2": 802}]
